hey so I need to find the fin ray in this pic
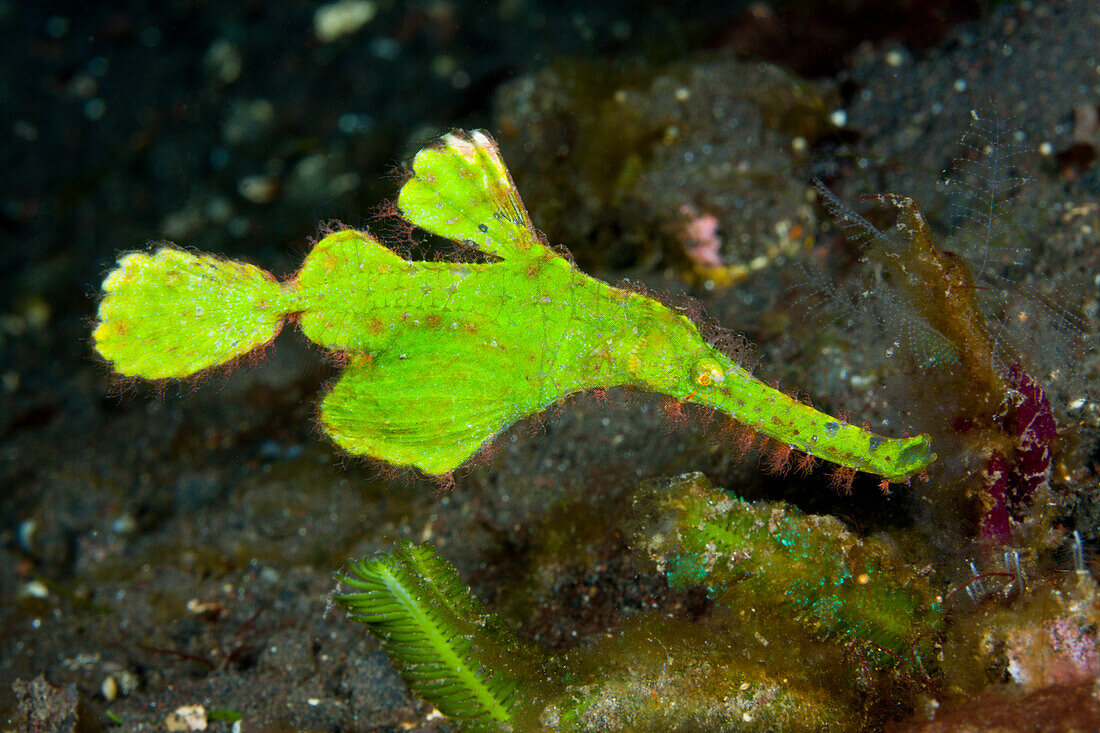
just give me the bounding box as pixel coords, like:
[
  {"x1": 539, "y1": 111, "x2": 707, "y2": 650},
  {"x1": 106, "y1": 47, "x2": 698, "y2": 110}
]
[{"x1": 320, "y1": 334, "x2": 533, "y2": 474}]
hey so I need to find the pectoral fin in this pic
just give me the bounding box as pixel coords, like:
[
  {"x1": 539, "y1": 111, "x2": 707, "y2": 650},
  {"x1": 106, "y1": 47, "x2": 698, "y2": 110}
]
[{"x1": 319, "y1": 336, "x2": 534, "y2": 475}]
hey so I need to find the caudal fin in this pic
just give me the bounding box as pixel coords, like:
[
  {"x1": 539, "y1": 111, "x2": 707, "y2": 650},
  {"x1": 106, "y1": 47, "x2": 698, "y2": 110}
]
[{"x1": 93, "y1": 247, "x2": 290, "y2": 379}]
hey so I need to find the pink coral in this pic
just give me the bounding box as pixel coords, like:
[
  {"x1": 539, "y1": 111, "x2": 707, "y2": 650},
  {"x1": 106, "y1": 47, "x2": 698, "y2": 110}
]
[
  {"x1": 1002, "y1": 575, "x2": 1100, "y2": 691},
  {"x1": 678, "y1": 204, "x2": 723, "y2": 267},
  {"x1": 1043, "y1": 614, "x2": 1100, "y2": 685}
]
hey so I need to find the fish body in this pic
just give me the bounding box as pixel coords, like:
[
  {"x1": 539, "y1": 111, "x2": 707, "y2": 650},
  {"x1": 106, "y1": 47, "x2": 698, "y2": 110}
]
[{"x1": 94, "y1": 130, "x2": 933, "y2": 479}]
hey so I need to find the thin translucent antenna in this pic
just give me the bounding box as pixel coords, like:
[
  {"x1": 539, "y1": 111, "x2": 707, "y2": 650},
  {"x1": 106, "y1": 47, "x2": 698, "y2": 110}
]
[
  {"x1": 1014, "y1": 282, "x2": 1092, "y2": 339},
  {"x1": 1013, "y1": 550, "x2": 1026, "y2": 594},
  {"x1": 789, "y1": 259, "x2": 862, "y2": 330},
  {"x1": 966, "y1": 560, "x2": 986, "y2": 601},
  {"x1": 803, "y1": 179, "x2": 899, "y2": 334},
  {"x1": 1002, "y1": 549, "x2": 1026, "y2": 595},
  {"x1": 813, "y1": 178, "x2": 891, "y2": 249},
  {"x1": 863, "y1": 282, "x2": 963, "y2": 369},
  {"x1": 988, "y1": 271, "x2": 1094, "y2": 400},
  {"x1": 942, "y1": 104, "x2": 1033, "y2": 282}
]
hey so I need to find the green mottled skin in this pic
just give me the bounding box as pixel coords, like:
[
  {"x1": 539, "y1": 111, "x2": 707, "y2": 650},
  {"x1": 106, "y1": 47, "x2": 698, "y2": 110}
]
[{"x1": 94, "y1": 130, "x2": 934, "y2": 479}]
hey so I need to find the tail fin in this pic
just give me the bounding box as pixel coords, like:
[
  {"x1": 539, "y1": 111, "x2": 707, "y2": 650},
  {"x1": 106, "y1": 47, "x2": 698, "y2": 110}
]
[{"x1": 93, "y1": 247, "x2": 290, "y2": 379}]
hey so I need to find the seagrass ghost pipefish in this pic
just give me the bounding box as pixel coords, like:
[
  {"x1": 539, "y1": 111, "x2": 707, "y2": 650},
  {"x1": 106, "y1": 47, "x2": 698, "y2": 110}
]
[{"x1": 92, "y1": 130, "x2": 935, "y2": 482}]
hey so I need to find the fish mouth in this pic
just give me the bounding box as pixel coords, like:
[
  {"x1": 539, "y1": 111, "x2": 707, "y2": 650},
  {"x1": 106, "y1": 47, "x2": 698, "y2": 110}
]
[{"x1": 896, "y1": 436, "x2": 935, "y2": 473}]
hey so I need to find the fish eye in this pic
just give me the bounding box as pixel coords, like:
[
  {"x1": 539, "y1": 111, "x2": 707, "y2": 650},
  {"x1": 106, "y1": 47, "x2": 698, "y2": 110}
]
[{"x1": 691, "y1": 357, "x2": 725, "y2": 387}]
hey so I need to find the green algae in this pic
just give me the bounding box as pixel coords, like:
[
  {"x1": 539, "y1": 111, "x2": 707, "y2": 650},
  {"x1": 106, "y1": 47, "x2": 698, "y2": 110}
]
[
  {"x1": 337, "y1": 473, "x2": 948, "y2": 731},
  {"x1": 631, "y1": 473, "x2": 943, "y2": 672}
]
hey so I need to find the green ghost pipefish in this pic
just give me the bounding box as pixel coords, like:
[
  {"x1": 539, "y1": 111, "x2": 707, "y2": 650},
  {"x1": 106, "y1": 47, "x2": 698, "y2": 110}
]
[{"x1": 93, "y1": 130, "x2": 934, "y2": 480}]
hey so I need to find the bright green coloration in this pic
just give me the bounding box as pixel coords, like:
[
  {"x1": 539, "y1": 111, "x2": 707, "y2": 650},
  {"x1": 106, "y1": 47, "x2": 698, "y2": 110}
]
[
  {"x1": 94, "y1": 249, "x2": 288, "y2": 378},
  {"x1": 633, "y1": 472, "x2": 943, "y2": 669},
  {"x1": 93, "y1": 130, "x2": 933, "y2": 480},
  {"x1": 207, "y1": 709, "x2": 243, "y2": 723},
  {"x1": 336, "y1": 540, "x2": 539, "y2": 731}
]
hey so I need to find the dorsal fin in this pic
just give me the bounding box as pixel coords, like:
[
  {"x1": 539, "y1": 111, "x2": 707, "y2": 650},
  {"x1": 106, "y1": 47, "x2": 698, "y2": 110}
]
[{"x1": 396, "y1": 130, "x2": 550, "y2": 261}]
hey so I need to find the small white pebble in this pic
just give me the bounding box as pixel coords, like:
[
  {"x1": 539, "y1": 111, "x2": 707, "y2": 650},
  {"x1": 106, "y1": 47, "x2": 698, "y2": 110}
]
[
  {"x1": 21, "y1": 580, "x2": 49, "y2": 599},
  {"x1": 165, "y1": 704, "x2": 207, "y2": 732},
  {"x1": 101, "y1": 675, "x2": 118, "y2": 701},
  {"x1": 238, "y1": 175, "x2": 278, "y2": 204},
  {"x1": 314, "y1": 0, "x2": 376, "y2": 43}
]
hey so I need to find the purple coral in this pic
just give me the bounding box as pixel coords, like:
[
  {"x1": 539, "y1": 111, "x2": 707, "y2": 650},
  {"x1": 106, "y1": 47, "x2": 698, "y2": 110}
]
[{"x1": 980, "y1": 367, "x2": 1058, "y2": 544}]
